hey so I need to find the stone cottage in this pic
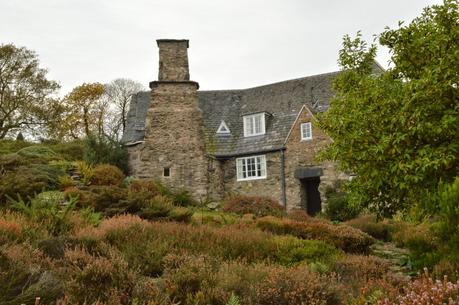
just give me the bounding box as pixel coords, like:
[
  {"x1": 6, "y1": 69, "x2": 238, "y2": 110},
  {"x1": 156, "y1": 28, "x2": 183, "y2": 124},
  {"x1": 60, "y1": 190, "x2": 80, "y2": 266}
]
[{"x1": 122, "y1": 39, "x2": 370, "y2": 214}]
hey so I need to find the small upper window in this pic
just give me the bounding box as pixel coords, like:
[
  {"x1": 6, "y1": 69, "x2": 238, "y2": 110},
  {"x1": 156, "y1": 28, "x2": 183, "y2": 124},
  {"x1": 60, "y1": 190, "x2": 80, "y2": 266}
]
[
  {"x1": 301, "y1": 122, "x2": 312, "y2": 141},
  {"x1": 243, "y1": 113, "x2": 265, "y2": 137},
  {"x1": 217, "y1": 120, "x2": 230, "y2": 134},
  {"x1": 163, "y1": 167, "x2": 170, "y2": 177}
]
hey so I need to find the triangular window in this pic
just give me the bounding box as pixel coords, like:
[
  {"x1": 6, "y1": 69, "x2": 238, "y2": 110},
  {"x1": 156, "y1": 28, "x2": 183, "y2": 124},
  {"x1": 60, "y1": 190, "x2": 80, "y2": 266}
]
[{"x1": 217, "y1": 120, "x2": 230, "y2": 134}]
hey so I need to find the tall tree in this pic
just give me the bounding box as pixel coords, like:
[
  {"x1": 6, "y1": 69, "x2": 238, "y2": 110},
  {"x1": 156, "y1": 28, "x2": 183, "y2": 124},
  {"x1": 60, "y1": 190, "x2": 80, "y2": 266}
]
[
  {"x1": 50, "y1": 83, "x2": 106, "y2": 140},
  {"x1": 0, "y1": 43, "x2": 59, "y2": 138},
  {"x1": 319, "y1": 0, "x2": 459, "y2": 216},
  {"x1": 105, "y1": 78, "x2": 143, "y2": 134}
]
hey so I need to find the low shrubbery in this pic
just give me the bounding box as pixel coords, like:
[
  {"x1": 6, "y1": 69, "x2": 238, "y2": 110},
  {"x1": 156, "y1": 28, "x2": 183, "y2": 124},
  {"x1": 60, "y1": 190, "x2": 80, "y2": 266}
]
[
  {"x1": 76, "y1": 215, "x2": 340, "y2": 272},
  {"x1": 91, "y1": 164, "x2": 125, "y2": 186},
  {"x1": 256, "y1": 216, "x2": 374, "y2": 253},
  {"x1": 222, "y1": 195, "x2": 285, "y2": 217},
  {"x1": 345, "y1": 214, "x2": 393, "y2": 241},
  {"x1": 162, "y1": 253, "x2": 344, "y2": 305},
  {"x1": 376, "y1": 270, "x2": 459, "y2": 305}
]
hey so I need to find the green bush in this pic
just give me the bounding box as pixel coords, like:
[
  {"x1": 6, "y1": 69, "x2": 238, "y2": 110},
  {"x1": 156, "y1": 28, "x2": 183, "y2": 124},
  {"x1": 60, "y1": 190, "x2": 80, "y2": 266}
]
[
  {"x1": 345, "y1": 214, "x2": 393, "y2": 241},
  {"x1": 16, "y1": 146, "x2": 60, "y2": 162},
  {"x1": 222, "y1": 195, "x2": 285, "y2": 217},
  {"x1": 324, "y1": 191, "x2": 361, "y2": 222},
  {"x1": 171, "y1": 190, "x2": 198, "y2": 207},
  {"x1": 138, "y1": 195, "x2": 174, "y2": 219},
  {"x1": 257, "y1": 216, "x2": 374, "y2": 253},
  {"x1": 91, "y1": 164, "x2": 125, "y2": 186},
  {"x1": 83, "y1": 136, "x2": 128, "y2": 173},
  {"x1": 46, "y1": 140, "x2": 85, "y2": 161},
  {"x1": 0, "y1": 165, "x2": 63, "y2": 205},
  {"x1": 167, "y1": 206, "x2": 193, "y2": 223},
  {"x1": 0, "y1": 139, "x2": 33, "y2": 155}
]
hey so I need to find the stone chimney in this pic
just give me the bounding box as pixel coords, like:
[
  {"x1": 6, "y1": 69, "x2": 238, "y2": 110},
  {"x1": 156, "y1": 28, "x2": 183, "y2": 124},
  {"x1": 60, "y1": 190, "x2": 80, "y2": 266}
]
[
  {"x1": 138, "y1": 39, "x2": 207, "y2": 200},
  {"x1": 157, "y1": 39, "x2": 190, "y2": 81}
]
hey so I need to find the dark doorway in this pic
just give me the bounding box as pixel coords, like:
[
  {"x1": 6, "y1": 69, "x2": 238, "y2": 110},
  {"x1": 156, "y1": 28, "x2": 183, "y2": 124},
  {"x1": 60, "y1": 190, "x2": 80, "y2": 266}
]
[{"x1": 300, "y1": 177, "x2": 322, "y2": 216}]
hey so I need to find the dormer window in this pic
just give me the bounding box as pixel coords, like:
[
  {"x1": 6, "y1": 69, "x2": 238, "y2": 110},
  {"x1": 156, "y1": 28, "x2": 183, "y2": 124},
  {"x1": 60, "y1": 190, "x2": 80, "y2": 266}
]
[
  {"x1": 243, "y1": 113, "x2": 265, "y2": 137},
  {"x1": 301, "y1": 122, "x2": 312, "y2": 141},
  {"x1": 217, "y1": 120, "x2": 230, "y2": 134}
]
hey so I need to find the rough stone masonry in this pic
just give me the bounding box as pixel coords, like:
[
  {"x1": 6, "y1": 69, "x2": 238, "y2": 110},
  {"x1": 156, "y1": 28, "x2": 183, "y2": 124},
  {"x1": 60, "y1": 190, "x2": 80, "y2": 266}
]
[{"x1": 122, "y1": 39, "x2": 370, "y2": 213}]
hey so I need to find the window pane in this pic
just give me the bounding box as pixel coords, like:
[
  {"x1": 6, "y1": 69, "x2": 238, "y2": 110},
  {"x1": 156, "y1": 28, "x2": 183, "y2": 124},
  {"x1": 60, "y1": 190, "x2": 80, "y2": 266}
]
[
  {"x1": 254, "y1": 115, "x2": 261, "y2": 134},
  {"x1": 244, "y1": 117, "x2": 253, "y2": 136},
  {"x1": 301, "y1": 123, "x2": 312, "y2": 139}
]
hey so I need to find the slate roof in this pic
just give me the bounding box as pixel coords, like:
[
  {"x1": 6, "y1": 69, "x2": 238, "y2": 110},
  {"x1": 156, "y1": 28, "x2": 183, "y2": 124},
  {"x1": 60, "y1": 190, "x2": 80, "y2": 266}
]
[{"x1": 122, "y1": 71, "x2": 339, "y2": 157}]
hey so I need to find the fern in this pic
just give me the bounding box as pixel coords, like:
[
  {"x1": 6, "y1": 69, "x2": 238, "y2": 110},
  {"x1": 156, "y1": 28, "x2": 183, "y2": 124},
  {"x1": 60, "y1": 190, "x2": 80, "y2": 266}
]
[{"x1": 226, "y1": 293, "x2": 241, "y2": 305}]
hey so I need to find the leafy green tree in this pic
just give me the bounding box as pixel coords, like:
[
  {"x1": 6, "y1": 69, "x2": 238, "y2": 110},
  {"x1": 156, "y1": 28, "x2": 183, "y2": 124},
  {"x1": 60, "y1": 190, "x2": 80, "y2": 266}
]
[
  {"x1": 319, "y1": 0, "x2": 458, "y2": 216},
  {"x1": 0, "y1": 43, "x2": 60, "y2": 139}
]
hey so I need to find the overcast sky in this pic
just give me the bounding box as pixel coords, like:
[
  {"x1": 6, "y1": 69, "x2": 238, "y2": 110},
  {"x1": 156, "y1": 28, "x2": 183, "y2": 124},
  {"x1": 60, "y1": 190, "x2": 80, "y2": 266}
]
[{"x1": 1, "y1": 0, "x2": 442, "y2": 94}]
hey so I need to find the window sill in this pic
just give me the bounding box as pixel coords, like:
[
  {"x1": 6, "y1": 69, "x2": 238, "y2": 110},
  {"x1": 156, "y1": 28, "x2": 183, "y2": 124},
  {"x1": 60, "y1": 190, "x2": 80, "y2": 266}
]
[
  {"x1": 300, "y1": 138, "x2": 313, "y2": 142},
  {"x1": 243, "y1": 133, "x2": 266, "y2": 138},
  {"x1": 237, "y1": 176, "x2": 267, "y2": 182}
]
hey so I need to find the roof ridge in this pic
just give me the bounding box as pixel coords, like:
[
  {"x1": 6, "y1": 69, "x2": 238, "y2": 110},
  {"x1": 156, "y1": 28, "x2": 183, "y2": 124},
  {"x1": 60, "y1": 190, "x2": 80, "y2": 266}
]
[{"x1": 198, "y1": 70, "x2": 341, "y2": 93}]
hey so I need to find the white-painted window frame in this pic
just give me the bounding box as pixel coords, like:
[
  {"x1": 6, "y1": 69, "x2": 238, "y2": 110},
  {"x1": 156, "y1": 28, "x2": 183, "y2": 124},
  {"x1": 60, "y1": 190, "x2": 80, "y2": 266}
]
[
  {"x1": 236, "y1": 155, "x2": 267, "y2": 181},
  {"x1": 300, "y1": 122, "x2": 312, "y2": 141},
  {"x1": 243, "y1": 113, "x2": 265, "y2": 137}
]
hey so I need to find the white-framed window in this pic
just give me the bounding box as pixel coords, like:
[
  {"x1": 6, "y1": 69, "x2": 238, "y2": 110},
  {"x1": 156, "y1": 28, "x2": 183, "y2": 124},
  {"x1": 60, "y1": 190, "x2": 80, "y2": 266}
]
[
  {"x1": 300, "y1": 122, "x2": 312, "y2": 141},
  {"x1": 236, "y1": 155, "x2": 267, "y2": 181},
  {"x1": 243, "y1": 113, "x2": 265, "y2": 137},
  {"x1": 216, "y1": 120, "x2": 230, "y2": 134}
]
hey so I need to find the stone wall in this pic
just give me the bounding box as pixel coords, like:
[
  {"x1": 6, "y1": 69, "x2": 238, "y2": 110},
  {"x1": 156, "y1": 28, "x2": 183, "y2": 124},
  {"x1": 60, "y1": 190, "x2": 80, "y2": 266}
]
[
  {"x1": 283, "y1": 106, "x2": 348, "y2": 210},
  {"x1": 216, "y1": 151, "x2": 285, "y2": 205}
]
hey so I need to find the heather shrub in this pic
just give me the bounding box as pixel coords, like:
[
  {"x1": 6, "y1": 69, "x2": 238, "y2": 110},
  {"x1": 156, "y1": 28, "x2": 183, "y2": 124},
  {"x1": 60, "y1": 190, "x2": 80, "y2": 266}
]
[
  {"x1": 257, "y1": 216, "x2": 374, "y2": 253},
  {"x1": 0, "y1": 244, "x2": 63, "y2": 305},
  {"x1": 287, "y1": 209, "x2": 311, "y2": 222},
  {"x1": 75, "y1": 215, "x2": 340, "y2": 274},
  {"x1": 91, "y1": 164, "x2": 125, "y2": 186},
  {"x1": 332, "y1": 254, "x2": 393, "y2": 295},
  {"x1": 377, "y1": 270, "x2": 459, "y2": 305},
  {"x1": 345, "y1": 214, "x2": 393, "y2": 241},
  {"x1": 60, "y1": 248, "x2": 136, "y2": 305},
  {"x1": 0, "y1": 217, "x2": 23, "y2": 244},
  {"x1": 222, "y1": 195, "x2": 285, "y2": 217},
  {"x1": 250, "y1": 264, "x2": 343, "y2": 305},
  {"x1": 168, "y1": 206, "x2": 193, "y2": 223},
  {"x1": 192, "y1": 211, "x2": 240, "y2": 226},
  {"x1": 162, "y1": 253, "x2": 344, "y2": 305}
]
